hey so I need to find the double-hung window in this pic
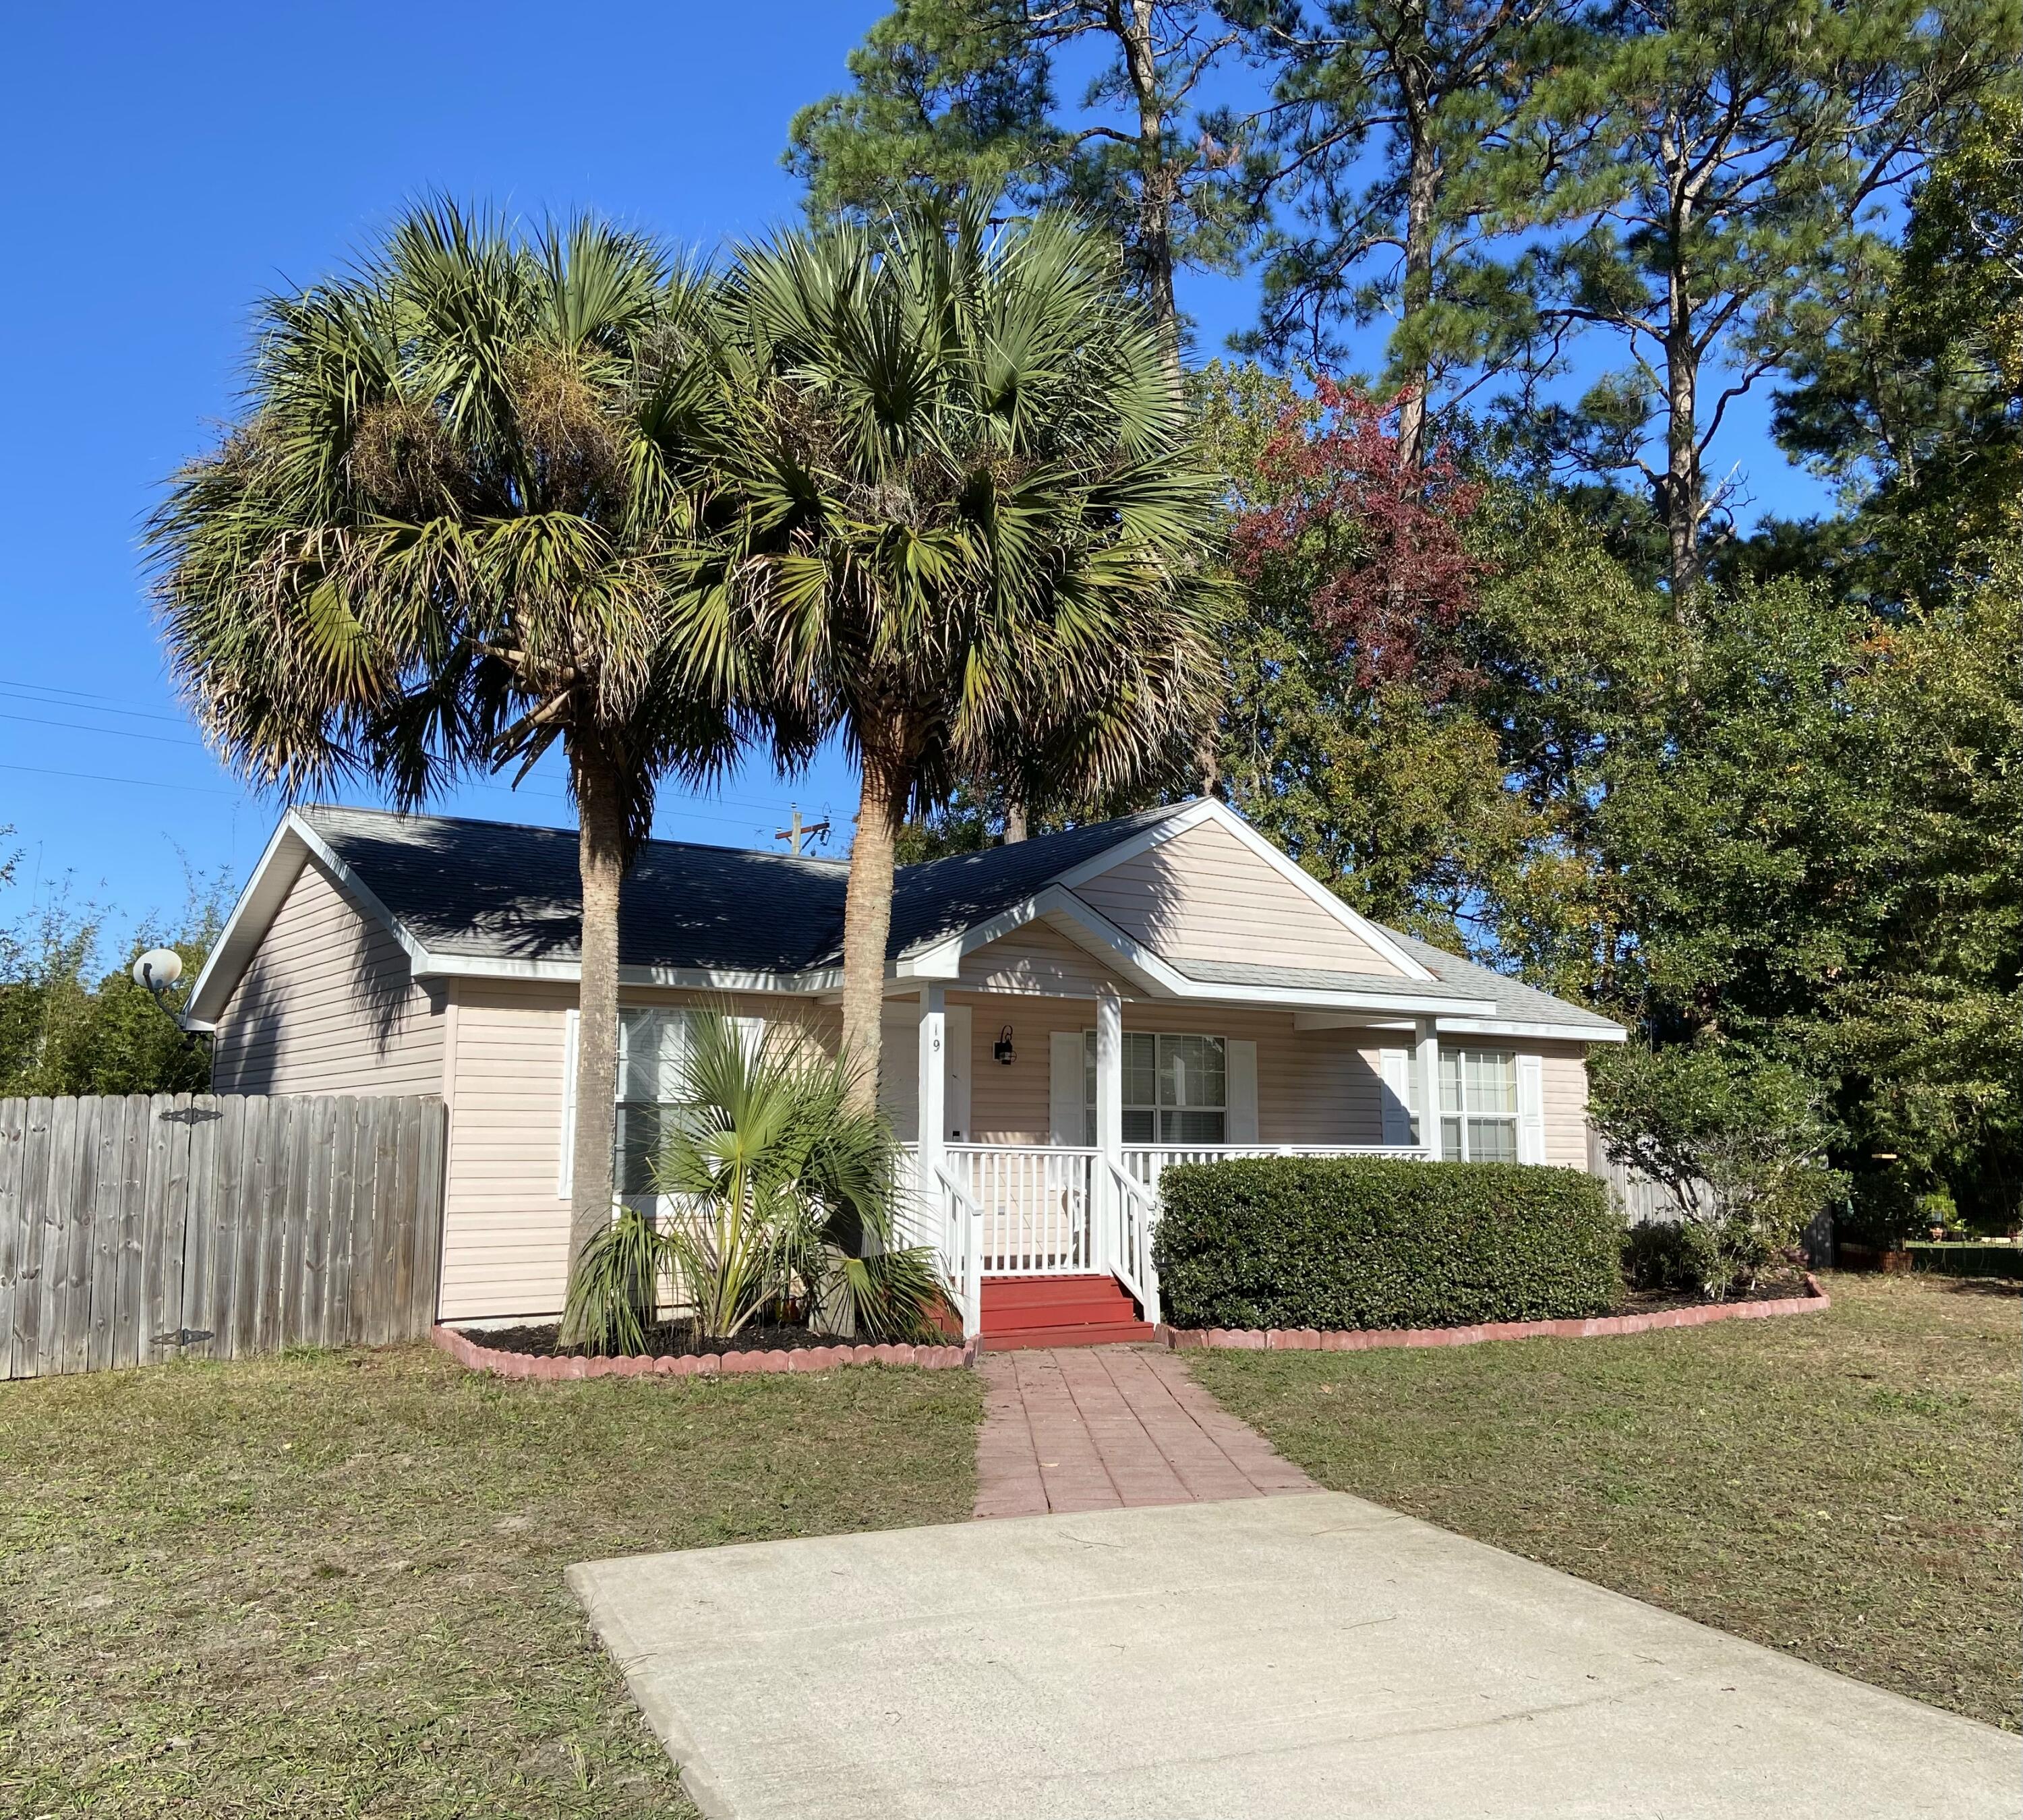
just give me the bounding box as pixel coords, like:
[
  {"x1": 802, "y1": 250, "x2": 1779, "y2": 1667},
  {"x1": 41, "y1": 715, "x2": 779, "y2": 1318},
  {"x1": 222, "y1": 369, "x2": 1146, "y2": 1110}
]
[
  {"x1": 1407, "y1": 1046, "x2": 1519, "y2": 1162},
  {"x1": 560, "y1": 1007, "x2": 765, "y2": 1205},
  {"x1": 616, "y1": 1009, "x2": 695, "y2": 1210},
  {"x1": 1083, "y1": 1030, "x2": 1227, "y2": 1145}
]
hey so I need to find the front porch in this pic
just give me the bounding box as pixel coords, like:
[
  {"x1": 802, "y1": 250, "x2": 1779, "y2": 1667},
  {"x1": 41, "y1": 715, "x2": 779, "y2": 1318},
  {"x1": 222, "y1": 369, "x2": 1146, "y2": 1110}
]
[{"x1": 893, "y1": 982, "x2": 1446, "y2": 1343}]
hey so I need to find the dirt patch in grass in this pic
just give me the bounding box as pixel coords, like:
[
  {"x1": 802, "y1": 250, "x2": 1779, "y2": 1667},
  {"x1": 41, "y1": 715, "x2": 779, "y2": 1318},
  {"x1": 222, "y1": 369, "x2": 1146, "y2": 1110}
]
[
  {"x1": 0, "y1": 1344, "x2": 981, "y2": 1818},
  {"x1": 1189, "y1": 1272, "x2": 2020, "y2": 1731}
]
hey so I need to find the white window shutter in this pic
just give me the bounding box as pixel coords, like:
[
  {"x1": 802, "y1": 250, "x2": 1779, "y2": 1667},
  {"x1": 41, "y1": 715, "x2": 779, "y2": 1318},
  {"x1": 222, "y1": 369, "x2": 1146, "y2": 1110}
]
[
  {"x1": 556, "y1": 1008, "x2": 580, "y2": 1199},
  {"x1": 1049, "y1": 1031, "x2": 1084, "y2": 1146},
  {"x1": 1226, "y1": 1039, "x2": 1259, "y2": 1142},
  {"x1": 1379, "y1": 1048, "x2": 1414, "y2": 1146},
  {"x1": 1517, "y1": 1053, "x2": 1547, "y2": 1164}
]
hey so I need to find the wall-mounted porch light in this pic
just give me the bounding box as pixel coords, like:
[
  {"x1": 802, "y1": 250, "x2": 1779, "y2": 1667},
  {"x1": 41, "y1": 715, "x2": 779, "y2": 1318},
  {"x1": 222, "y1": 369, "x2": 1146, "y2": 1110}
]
[{"x1": 994, "y1": 1025, "x2": 1016, "y2": 1065}]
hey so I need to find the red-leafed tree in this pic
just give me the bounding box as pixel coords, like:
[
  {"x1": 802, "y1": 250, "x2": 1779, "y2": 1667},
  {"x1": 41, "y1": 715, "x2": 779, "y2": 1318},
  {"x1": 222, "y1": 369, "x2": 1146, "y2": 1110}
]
[
  {"x1": 1206, "y1": 364, "x2": 1533, "y2": 957},
  {"x1": 1231, "y1": 378, "x2": 1484, "y2": 694}
]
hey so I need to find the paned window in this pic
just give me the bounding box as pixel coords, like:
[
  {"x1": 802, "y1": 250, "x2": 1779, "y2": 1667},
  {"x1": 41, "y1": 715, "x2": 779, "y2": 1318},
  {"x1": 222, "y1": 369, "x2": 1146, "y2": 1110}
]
[
  {"x1": 1407, "y1": 1045, "x2": 1518, "y2": 1161},
  {"x1": 1083, "y1": 1030, "x2": 1227, "y2": 1145}
]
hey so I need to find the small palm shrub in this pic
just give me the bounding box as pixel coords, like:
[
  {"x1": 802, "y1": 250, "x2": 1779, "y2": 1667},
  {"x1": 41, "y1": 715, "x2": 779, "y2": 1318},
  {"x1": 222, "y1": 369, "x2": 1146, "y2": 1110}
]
[
  {"x1": 561, "y1": 1011, "x2": 946, "y2": 1351},
  {"x1": 562, "y1": 1206, "x2": 666, "y2": 1356}
]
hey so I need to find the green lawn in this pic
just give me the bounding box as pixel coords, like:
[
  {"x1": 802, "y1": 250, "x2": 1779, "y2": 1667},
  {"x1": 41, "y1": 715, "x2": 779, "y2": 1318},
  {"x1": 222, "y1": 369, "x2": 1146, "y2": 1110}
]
[
  {"x1": 1191, "y1": 1271, "x2": 2021, "y2": 1730},
  {"x1": 0, "y1": 1345, "x2": 981, "y2": 1819}
]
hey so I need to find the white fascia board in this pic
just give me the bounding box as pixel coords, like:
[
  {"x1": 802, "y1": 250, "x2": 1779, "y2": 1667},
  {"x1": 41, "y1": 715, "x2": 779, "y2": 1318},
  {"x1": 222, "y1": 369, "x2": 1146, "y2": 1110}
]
[
  {"x1": 287, "y1": 812, "x2": 436, "y2": 973},
  {"x1": 185, "y1": 815, "x2": 308, "y2": 1024},
  {"x1": 918, "y1": 883, "x2": 1484, "y2": 1016},
  {"x1": 1047, "y1": 798, "x2": 1215, "y2": 889},
  {"x1": 1437, "y1": 1016, "x2": 1629, "y2": 1045},
  {"x1": 187, "y1": 807, "x2": 452, "y2": 1024},
  {"x1": 1183, "y1": 980, "x2": 1496, "y2": 1017},
  {"x1": 1294, "y1": 1009, "x2": 1629, "y2": 1043},
  {"x1": 410, "y1": 951, "x2": 830, "y2": 996},
  {"x1": 890, "y1": 885, "x2": 1180, "y2": 997}
]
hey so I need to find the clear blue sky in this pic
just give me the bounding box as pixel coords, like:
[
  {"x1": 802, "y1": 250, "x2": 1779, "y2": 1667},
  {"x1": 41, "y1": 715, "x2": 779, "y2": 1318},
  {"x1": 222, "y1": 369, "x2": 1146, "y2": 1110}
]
[{"x1": 0, "y1": 1, "x2": 1831, "y2": 958}]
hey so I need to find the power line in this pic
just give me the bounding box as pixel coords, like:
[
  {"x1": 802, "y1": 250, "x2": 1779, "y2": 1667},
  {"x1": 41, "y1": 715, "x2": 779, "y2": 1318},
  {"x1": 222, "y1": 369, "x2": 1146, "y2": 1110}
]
[
  {"x1": 0, "y1": 755, "x2": 782, "y2": 840},
  {"x1": 0, "y1": 760, "x2": 239, "y2": 796},
  {"x1": 0, "y1": 680, "x2": 828, "y2": 840},
  {"x1": 0, "y1": 687, "x2": 808, "y2": 819},
  {"x1": 0, "y1": 680, "x2": 190, "y2": 724},
  {"x1": 0, "y1": 709, "x2": 198, "y2": 747}
]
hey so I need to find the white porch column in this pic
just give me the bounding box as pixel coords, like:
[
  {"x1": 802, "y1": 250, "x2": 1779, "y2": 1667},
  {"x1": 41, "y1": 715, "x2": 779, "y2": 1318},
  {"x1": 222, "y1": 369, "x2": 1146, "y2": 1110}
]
[
  {"x1": 916, "y1": 985, "x2": 946, "y2": 1200},
  {"x1": 1095, "y1": 987, "x2": 1123, "y2": 1272},
  {"x1": 1414, "y1": 1016, "x2": 1442, "y2": 1162}
]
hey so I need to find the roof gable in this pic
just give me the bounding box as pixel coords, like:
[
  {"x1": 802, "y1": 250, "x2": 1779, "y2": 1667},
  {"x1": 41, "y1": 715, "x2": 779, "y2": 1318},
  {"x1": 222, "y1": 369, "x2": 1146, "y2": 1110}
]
[{"x1": 1068, "y1": 817, "x2": 1409, "y2": 978}]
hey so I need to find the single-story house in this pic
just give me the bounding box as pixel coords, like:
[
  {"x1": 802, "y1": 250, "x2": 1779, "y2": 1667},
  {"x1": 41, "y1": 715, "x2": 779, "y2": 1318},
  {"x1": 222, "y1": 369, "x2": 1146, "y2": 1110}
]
[{"x1": 185, "y1": 797, "x2": 1624, "y2": 1339}]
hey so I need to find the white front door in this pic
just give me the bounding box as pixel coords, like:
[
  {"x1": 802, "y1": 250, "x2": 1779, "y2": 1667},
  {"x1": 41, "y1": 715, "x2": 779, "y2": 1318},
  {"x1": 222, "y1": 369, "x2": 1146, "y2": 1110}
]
[
  {"x1": 877, "y1": 1000, "x2": 972, "y2": 1142},
  {"x1": 945, "y1": 1004, "x2": 972, "y2": 1141}
]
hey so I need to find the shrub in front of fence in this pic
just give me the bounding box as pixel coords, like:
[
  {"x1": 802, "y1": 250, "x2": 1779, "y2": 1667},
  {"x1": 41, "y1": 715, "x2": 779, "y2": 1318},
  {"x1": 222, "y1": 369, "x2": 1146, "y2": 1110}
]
[{"x1": 1152, "y1": 1157, "x2": 1622, "y2": 1333}]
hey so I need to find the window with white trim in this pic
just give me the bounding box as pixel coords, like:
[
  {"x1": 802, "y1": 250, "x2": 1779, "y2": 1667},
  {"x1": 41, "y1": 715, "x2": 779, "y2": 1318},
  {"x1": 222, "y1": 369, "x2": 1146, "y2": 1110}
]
[
  {"x1": 1083, "y1": 1030, "x2": 1226, "y2": 1145},
  {"x1": 1407, "y1": 1045, "x2": 1519, "y2": 1162},
  {"x1": 616, "y1": 1009, "x2": 693, "y2": 1206}
]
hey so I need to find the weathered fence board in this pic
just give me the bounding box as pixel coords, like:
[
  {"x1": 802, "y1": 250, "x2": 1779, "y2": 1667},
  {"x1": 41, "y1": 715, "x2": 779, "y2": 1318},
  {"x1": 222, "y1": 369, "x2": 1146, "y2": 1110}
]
[
  {"x1": 0, "y1": 1094, "x2": 445, "y2": 1380},
  {"x1": 1587, "y1": 1125, "x2": 1701, "y2": 1225}
]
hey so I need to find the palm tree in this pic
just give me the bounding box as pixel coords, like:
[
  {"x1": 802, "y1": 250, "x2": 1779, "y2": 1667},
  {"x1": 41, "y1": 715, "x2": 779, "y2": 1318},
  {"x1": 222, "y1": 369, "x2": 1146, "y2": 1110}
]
[
  {"x1": 148, "y1": 202, "x2": 789, "y2": 1285},
  {"x1": 701, "y1": 206, "x2": 1221, "y2": 1105}
]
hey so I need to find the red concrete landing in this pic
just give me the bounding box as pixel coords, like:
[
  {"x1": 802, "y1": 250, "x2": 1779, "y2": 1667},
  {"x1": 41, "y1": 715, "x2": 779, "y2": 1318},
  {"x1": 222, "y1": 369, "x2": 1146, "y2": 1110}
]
[{"x1": 973, "y1": 1345, "x2": 1320, "y2": 1519}]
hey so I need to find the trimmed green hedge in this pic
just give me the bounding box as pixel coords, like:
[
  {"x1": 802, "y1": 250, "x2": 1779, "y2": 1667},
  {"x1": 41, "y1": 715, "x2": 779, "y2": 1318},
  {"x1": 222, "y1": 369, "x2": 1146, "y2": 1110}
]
[{"x1": 1152, "y1": 1157, "x2": 1623, "y2": 1332}]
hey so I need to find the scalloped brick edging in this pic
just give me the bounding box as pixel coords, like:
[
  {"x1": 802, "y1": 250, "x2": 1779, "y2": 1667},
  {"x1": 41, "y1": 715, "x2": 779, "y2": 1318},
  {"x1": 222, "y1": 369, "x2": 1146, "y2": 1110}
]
[
  {"x1": 432, "y1": 1324, "x2": 978, "y2": 1380},
  {"x1": 1160, "y1": 1274, "x2": 1829, "y2": 1353}
]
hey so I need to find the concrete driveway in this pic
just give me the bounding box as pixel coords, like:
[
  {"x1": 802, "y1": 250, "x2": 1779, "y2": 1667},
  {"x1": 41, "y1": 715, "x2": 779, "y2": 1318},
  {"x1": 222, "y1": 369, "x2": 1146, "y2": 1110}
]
[{"x1": 570, "y1": 1492, "x2": 2019, "y2": 1820}]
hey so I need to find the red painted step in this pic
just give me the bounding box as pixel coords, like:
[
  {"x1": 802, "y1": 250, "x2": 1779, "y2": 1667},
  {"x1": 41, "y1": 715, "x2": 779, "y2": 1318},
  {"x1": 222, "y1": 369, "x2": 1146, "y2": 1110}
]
[{"x1": 979, "y1": 1274, "x2": 1153, "y2": 1351}]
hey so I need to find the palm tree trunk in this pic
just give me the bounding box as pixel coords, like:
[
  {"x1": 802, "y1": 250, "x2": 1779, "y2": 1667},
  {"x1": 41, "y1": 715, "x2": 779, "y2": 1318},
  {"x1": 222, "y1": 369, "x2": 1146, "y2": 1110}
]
[
  {"x1": 839, "y1": 741, "x2": 908, "y2": 1115},
  {"x1": 568, "y1": 740, "x2": 627, "y2": 1272}
]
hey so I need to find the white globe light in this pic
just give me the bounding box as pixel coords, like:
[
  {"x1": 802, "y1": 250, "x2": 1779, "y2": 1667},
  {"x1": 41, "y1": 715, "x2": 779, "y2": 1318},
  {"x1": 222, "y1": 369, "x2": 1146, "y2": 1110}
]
[{"x1": 134, "y1": 948, "x2": 184, "y2": 991}]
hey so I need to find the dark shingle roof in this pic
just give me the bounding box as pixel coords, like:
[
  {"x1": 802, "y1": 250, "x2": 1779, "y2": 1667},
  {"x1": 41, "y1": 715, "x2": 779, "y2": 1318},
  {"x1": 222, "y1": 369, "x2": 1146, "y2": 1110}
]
[
  {"x1": 298, "y1": 800, "x2": 1192, "y2": 975},
  {"x1": 292, "y1": 802, "x2": 1618, "y2": 1035},
  {"x1": 299, "y1": 805, "x2": 852, "y2": 974}
]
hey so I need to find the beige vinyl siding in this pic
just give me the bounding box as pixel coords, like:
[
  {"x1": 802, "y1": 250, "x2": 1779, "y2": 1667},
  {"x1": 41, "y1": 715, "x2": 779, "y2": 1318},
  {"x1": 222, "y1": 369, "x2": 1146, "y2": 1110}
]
[
  {"x1": 957, "y1": 918, "x2": 1122, "y2": 997},
  {"x1": 438, "y1": 982, "x2": 571, "y2": 1321},
  {"x1": 211, "y1": 854, "x2": 443, "y2": 1096},
  {"x1": 1069, "y1": 818, "x2": 1404, "y2": 976},
  {"x1": 437, "y1": 982, "x2": 839, "y2": 1322},
  {"x1": 435, "y1": 976, "x2": 1597, "y2": 1320},
  {"x1": 952, "y1": 993, "x2": 1388, "y2": 1147},
  {"x1": 1535, "y1": 1042, "x2": 1593, "y2": 1169}
]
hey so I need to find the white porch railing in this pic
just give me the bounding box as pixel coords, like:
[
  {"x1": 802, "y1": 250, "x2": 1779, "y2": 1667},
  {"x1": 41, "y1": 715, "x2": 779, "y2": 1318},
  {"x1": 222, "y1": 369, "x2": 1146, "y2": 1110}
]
[
  {"x1": 931, "y1": 1162, "x2": 985, "y2": 1339},
  {"x1": 943, "y1": 1144, "x2": 1098, "y2": 1276},
  {"x1": 1123, "y1": 1142, "x2": 1428, "y2": 1195}
]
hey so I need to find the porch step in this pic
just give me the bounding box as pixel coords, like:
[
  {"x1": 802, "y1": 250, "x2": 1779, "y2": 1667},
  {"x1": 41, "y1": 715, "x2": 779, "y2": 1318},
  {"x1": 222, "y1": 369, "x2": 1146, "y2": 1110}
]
[{"x1": 979, "y1": 1274, "x2": 1153, "y2": 1351}]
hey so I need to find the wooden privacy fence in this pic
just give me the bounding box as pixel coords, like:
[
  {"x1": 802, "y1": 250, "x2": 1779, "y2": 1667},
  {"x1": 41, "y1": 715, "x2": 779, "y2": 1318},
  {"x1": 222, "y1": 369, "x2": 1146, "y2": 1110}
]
[
  {"x1": 0, "y1": 1093, "x2": 446, "y2": 1381},
  {"x1": 1587, "y1": 1125, "x2": 1701, "y2": 1224}
]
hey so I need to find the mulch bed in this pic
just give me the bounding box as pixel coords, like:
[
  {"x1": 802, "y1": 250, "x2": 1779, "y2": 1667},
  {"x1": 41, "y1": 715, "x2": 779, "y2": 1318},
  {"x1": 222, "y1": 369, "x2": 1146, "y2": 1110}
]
[
  {"x1": 461, "y1": 1320, "x2": 845, "y2": 1359},
  {"x1": 1620, "y1": 1274, "x2": 1812, "y2": 1316}
]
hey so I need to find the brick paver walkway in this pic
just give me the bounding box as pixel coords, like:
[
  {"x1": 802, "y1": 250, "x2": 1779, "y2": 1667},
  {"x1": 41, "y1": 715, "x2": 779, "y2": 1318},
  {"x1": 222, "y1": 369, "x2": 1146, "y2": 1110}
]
[{"x1": 973, "y1": 1346, "x2": 1320, "y2": 1519}]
